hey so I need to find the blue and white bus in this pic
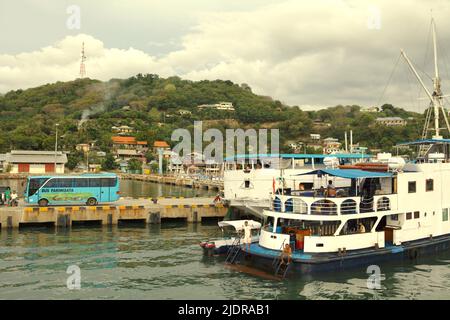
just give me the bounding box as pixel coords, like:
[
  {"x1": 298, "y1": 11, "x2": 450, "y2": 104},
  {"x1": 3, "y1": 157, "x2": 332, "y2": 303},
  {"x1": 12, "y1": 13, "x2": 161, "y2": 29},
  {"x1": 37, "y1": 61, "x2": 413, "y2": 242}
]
[{"x1": 24, "y1": 173, "x2": 120, "y2": 206}]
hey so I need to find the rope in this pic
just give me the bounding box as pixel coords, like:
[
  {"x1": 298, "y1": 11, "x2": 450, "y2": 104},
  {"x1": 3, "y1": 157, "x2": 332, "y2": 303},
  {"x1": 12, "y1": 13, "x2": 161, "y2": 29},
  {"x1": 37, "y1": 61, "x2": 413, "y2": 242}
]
[{"x1": 376, "y1": 53, "x2": 401, "y2": 107}]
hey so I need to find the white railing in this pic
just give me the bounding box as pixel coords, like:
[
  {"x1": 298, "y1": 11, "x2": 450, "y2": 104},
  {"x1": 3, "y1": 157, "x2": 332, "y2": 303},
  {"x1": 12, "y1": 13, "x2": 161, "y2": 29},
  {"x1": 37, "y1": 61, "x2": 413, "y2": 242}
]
[{"x1": 270, "y1": 194, "x2": 397, "y2": 216}]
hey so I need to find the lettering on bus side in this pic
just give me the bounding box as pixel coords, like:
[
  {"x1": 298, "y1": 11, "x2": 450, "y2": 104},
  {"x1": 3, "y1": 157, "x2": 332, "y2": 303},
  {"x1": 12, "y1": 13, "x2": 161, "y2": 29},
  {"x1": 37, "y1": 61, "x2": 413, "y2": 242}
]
[{"x1": 41, "y1": 188, "x2": 75, "y2": 193}]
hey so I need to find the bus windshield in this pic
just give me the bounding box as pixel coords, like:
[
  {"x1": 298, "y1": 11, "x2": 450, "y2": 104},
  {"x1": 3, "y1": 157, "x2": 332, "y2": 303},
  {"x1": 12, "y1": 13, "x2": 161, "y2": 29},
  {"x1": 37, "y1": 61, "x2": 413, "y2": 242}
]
[{"x1": 28, "y1": 177, "x2": 50, "y2": 196}]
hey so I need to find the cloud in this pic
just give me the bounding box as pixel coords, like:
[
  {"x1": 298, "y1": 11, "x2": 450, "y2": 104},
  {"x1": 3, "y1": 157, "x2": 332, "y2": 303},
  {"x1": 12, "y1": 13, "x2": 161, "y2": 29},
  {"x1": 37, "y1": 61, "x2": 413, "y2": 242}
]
[{"x1": 1, "y1": 0, "x2": 450, "y2": 111}]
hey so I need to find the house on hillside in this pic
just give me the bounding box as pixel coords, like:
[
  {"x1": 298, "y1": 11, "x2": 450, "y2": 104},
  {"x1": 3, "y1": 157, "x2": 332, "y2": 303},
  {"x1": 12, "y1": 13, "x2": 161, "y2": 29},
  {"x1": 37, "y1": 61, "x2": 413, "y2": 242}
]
[
  {"x1": 178, "y1": 110, "x2": 192, "y2": 116},
  {"x1": 75, "y1": 143, "x2": 90, "y2": 153},
  {"x1": 312, "y1": 119, "x2": 331, "y2": 128},
  {"x1": 376, "y1": 117, "x2": 407, "y2": 126},
  {"x1": 362, "y1": 106, "x2": 380, "y2": 113},
  {"x1": 323, "y1": 137, "x2": 342, "y2": 154},
  {"x1": 111, "y1": 136, "x2": 148, "y2": 162},
  {"x1": 112, "y1": 125, "x2": 134, "y2": 135},
  {"x1": 153, "y1": 141, "x2": 171, "y2": 156},
  {"x1": 197, "y1": 102, "x2": 235, "y2": 111},
  {"x1": 4, "y1": 150, "x2": 67, "y2": 173}
]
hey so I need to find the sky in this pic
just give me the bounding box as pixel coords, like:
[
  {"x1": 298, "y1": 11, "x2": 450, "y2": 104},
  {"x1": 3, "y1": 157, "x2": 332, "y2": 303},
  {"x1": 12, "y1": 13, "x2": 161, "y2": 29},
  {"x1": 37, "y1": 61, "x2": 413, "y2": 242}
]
[{"x1": 1, "y1": 0, "x2": 450, "y2": 111}]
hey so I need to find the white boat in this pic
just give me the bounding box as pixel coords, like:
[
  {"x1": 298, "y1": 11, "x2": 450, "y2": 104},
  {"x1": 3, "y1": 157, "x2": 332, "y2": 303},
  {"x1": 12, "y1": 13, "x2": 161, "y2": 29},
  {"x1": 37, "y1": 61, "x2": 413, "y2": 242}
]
[
  {"x1": 231, "y1": 19, "x2": 450, "y2": 277},
  {"x1": 223, "y1": 153, "x2": 371, "y2": 219},
  {"x1": 200, "y1": 220, "x2": 261, "y2": 256}
]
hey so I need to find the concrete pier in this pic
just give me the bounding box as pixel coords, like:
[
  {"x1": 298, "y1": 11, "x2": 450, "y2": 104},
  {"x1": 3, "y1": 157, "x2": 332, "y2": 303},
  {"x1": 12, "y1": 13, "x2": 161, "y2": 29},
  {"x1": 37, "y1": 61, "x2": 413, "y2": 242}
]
[{"x1": 0, "y1": 197, "x2": 228, "y2": 229}]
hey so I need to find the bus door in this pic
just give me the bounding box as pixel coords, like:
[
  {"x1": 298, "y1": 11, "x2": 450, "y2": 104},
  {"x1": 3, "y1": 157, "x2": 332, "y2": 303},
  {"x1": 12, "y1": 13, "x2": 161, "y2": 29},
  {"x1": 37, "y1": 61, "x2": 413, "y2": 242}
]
[{"x1": 100, "y1": 178, "x2": 112, "y2": 202}]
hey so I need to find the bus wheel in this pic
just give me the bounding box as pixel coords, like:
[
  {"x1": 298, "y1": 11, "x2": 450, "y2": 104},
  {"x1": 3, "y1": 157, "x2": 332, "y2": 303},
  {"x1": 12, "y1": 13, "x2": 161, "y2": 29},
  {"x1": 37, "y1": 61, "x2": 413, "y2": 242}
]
[
  {"x1": 38, "y1": 199, "x2": 49, "y2": 207},
  {"x1": 86, "y1": 197, "x2": 97, "y2": 206}
]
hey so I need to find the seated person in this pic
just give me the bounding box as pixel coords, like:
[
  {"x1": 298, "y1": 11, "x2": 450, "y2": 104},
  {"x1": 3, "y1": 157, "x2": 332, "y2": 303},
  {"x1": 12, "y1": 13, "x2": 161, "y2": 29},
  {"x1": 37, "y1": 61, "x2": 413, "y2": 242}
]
[
  {"x1": 280, "y1": 243, "x2": 292, "y2": 265},
  {"x1": 358, "y1": 223, "x2": 366, "y2": 233},
  {"x1": 316, "y1": 186, "x2": 326, "y2": 196}
]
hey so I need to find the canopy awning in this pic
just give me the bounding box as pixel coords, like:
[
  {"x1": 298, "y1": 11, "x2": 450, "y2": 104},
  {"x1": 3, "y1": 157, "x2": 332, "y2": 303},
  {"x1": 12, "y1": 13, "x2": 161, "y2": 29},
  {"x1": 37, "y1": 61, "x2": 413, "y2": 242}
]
[
  {"x1": 218, "y1": 220, "x2": 261, "y2": 231},
  {"x1": 292, "y1": 169, "x2": 393, "y2": 179},
  {"x1": 397, "y1": 138, "x2": 450, "y2": 146}
]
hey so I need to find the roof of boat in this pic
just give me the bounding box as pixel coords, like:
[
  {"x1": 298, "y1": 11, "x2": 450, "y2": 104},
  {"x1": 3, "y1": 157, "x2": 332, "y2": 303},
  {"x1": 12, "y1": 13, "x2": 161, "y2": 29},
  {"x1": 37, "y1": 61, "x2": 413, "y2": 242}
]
[
  {"x1": 293, "y1": 168, "x2": 393, "y2": 179},
  {"x1": 225, "y1": 153, "x2": 372, "y2": 161},
  {"x1": 218, "y1": 220, "x2": 262, "y2": 230}
]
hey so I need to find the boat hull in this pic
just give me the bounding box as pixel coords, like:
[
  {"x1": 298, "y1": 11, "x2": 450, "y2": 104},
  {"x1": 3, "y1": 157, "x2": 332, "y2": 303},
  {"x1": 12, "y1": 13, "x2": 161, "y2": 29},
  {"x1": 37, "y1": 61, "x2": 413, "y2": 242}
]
[{"x1": 238, "y1": 234, "x2": 450, "y2": 275}]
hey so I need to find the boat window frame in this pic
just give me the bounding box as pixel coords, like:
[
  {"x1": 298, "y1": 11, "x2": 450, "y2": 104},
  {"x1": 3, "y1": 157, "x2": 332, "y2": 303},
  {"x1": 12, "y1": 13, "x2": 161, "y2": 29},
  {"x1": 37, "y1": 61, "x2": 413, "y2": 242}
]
[
  {"x1": 425, "y1": 179, "x2": 434, "y2": 192},
  {"x1": 408, "y1": 181, "x2": 416, "y2": 193}
]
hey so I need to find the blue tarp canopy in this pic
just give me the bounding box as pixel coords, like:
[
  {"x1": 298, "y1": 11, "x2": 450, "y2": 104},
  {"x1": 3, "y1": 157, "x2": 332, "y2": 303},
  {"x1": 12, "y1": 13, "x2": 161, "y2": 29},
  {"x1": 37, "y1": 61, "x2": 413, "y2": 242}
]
[
  {"x1": 292, "y1": 169, "x2": 393, "y2": 179},
  {"x1": 397, "y1": 139, "x2": 450, "y2": 146}
]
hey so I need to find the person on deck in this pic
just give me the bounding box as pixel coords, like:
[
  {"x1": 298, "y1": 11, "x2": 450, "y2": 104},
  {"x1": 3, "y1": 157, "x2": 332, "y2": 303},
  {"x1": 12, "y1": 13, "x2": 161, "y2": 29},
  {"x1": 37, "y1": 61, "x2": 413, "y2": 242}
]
[
  {"x1": 243, "y1": 221, "x2": 253, "y2": 252},
  {"x1": 326, "y1": 180, "x2": 336, "y2": 197}
]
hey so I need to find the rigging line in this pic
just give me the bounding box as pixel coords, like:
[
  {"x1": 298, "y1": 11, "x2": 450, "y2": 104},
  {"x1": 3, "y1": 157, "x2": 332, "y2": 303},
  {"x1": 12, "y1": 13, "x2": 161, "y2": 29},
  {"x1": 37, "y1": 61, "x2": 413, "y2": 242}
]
[
  {"x1": 421, "y1": 19, "x2": 432, "y2": 76},
  {"x1": 418, "y1": 20, "x2": 433, "y2": 111},
  {"x1": 402, "y1": 59, "x2": 416, "y2": 112},
  {"x1": 376, "y1": 53, "x2": 401, "y2": 107}
]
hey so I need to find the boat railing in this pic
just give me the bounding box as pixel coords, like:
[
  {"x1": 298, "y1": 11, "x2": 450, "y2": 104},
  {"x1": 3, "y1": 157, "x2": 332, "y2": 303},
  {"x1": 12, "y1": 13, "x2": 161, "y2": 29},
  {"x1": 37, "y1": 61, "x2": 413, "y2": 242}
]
[{"x1": 270, "y1": 194, "x2": 396, "y2": 215}]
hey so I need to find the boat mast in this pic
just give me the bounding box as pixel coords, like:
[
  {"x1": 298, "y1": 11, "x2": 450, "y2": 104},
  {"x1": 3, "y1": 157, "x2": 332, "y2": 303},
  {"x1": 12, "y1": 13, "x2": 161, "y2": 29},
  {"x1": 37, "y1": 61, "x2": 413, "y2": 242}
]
[{"x1": 400, "y1": 18, "x2": 450, "y2": 140}]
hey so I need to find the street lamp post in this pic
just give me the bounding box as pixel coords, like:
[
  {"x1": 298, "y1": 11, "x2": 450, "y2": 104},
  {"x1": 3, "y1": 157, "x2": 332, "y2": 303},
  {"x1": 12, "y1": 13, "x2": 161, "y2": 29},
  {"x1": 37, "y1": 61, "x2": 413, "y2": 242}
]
[{"x1": 54, "y1": 123, "x2": 59, "y2": 173}]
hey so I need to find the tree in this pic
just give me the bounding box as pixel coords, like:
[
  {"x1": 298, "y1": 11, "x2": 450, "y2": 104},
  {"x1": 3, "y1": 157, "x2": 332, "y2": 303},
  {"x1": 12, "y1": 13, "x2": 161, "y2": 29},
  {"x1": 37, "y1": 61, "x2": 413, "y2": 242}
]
[
  {"x1": 128, "y1": 158, "x2": 142, "y2": 171},
  {"x1": 102, "y1": 153, "x2": 117, "y2": 171},
  {"x1": 67, "y1": 151, "x2": 83, "y2": 170}
]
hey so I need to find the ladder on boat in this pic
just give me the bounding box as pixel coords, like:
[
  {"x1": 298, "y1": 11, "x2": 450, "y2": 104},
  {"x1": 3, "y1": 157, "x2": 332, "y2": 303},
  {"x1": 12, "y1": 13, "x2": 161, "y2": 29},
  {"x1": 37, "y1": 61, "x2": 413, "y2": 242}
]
[
  {"x1": 225, "y1": 237, "x2": 241, "y2": 264},
  {"x1": 271, "y1": 240, "x2": 290, "y2": 279}
]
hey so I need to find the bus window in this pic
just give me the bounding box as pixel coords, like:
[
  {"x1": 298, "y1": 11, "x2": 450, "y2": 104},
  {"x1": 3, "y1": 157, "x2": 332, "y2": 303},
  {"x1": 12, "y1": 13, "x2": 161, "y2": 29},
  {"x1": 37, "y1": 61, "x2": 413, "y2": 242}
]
[
  {"x1": 46, "y1": 178, "x2": 73, "y2": 188},
  {"x1": 102, "y1": 178, "x2": 116, "y2": 187},
  {"x1": 89, "y1": 178, "x2": 102, "y2": 187},
  {"x1": 74, "y1": 178, "x2": 88, "y2": 188}
]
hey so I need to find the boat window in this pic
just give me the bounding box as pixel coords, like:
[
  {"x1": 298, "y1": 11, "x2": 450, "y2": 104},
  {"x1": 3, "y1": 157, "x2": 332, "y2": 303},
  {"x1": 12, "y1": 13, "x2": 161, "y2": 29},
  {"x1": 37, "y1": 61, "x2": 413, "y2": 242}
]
[
  {"x1": 426, "y1": 179, "x2": 434, "y2": 192},
  {"x1": 408, "y1": 181, "x2": 416, "y2": 193},
  {"x1": 376, "y1": 197, "x2": 391, "y2": 211},
  {"x1": 391, "y1": 214, "x2": 399, "y2": 221},
  {"x1": 339, "y1": 217, "x2": 377, "y2": 235},
  {"x1": 278, "y1": 219, "x2": 341, "y2": 237},
  {"x1": 442, "y1": 208, "x2": 449, "y2": 222},
  {"x1": 406, "y1": 212, "x2": 412, "y2": 220},
  {"x1": 414, "y1": 211, "x2": 420, "y2": 219}
]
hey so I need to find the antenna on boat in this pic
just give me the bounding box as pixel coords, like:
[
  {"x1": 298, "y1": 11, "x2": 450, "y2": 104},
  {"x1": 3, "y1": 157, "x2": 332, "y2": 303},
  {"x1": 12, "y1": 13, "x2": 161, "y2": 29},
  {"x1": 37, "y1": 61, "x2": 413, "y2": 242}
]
[{"x1": 400, "y1": 18, "x2": 450, "y2": 142}]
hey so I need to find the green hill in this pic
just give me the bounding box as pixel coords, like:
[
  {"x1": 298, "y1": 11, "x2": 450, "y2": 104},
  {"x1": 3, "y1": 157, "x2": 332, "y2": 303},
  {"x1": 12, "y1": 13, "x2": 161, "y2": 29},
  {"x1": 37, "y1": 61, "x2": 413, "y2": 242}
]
[{"x1": 0, "y1": 73, "x2": 426, "y2": 167}]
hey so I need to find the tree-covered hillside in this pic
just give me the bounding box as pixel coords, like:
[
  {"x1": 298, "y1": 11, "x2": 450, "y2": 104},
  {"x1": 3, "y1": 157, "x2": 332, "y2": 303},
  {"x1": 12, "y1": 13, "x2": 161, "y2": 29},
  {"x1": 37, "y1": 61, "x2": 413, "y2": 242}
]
[{"x1": 0, "y1": 73, "x2": 426, "y2": 165}]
